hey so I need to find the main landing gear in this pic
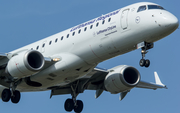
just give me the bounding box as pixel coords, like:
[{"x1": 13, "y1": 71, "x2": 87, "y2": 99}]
[
  {"x1": 139, "y1": 42, "x2": 154, "y2": 68},
  {"x1": 64, "y1": 84, "x2": 84, "y2": 113},
  {"x1": 1, "y1": 82, "x2": 21, "y2": 104},
  {"x1": 64, "y1": 98, "x2": 83, "y2": 113}
]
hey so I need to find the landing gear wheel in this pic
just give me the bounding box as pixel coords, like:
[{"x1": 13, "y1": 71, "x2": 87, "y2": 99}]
[
  {"x1": 138, "y1": 42, "x2": 154, "y2": 68},
  {"x1": 1, "y1": 89, "x2": 11, "y2": 102},
  {"x1": 145, "y1": 59, "x2": 150, "y2": 68},
  {"x1": 74, "y1": 100, "x2": 83, "y2": 113},
  {"x1": 11, "y1": 90, "x2": 21, "y2": 103},
  {"x1": 64, "y1": 99, "x2": 74, "y2": 112},
  {"x1": 139, "y1": 59, "x2": 145, "y2": 67}
]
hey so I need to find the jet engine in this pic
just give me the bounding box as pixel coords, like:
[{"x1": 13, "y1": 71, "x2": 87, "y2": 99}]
[
  {"x1": 104, "y1": 65, "x2": 140, "y2": 94},
  {"x1": 6, "y1": 50, "x2": 44, "y2": 79}
]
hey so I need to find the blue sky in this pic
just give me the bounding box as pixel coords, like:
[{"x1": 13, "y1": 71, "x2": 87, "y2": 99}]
[{"x1": 0, "y1": 0, "x2": 179, "y2": 113}]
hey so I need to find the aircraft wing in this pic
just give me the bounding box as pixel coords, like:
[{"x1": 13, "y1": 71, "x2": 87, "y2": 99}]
[
  {"x1": 50, "y1": 68, "x2": 166, "y2": 98},
  {"x1": 50, "y1": 67, "x2": 109, "y2": 97},
  {"x1": 0, "y1": 53, "x2": 9, "y2": 69},
  {"x1": 0, "y1": 52, "x2": 58, "y2": 88},
  {"x1": 0, "y1": 52, "x2": 166, "y2": 98}
]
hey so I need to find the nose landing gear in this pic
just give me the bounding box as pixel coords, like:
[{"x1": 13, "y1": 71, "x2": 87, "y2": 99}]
[
  {"x1": 138, "y1": 42, "x2": 153, "y2": 68},
  {"x1": 139, "y1": 54, "x2": 150, "y2": 67}
]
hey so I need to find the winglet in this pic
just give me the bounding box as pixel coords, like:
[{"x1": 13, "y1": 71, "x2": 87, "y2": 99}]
[
  {"x1": 154, "y1": 72, "x2": 167, "y2": 89},
  {"x1": 154, "y1": 72, "x2": 163, "y2": 85}
]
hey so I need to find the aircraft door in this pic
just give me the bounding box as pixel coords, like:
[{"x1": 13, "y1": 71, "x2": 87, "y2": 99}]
[{"x1": 121, "y1": 9, "x2": 129, "y2": 30}]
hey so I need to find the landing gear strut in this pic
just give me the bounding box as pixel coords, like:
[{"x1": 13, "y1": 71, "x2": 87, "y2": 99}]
[
  {"x1": 1, "y1": 82, "x2": 21, "y2": 104},
  {"x1": 64, "y1": 82, "x2": 84, "y2": 112},
  {"x1": 139, "y1": 42, "x2": 153, "y2": 68}
]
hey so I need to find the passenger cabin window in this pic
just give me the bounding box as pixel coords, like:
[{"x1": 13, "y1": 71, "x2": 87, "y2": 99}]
[
  {"x1": 67, "y1": 34, "x2": 69, "y2": 38},
  {"x1": 108, "y1": 18, "x2": 111, "y2": 22},
  {"x1": 49, "y1": 41, "x2": 52, "y2": 45},
  {"x1": 72, "y1": 32, "x2": 75, "y2": 36},
  {"x1": 55, "y1": 38, "x2": 58, "y2": 42},
  {"x1": 96, "y1": 22, "x2": 99, "y2": 27},
  {"x1": 137, "y1": 5, "x2": 146, "y2": 12},
  {"x1": 42, "y1": 43, "x2": 45, "y2": 47},
  {"x1": 102, "y1": 20, "x2": 105, "y2": 24},
  {"x1": 84, "y1": 27, "x2": 87, "y2": 31},
  {"x1": 90, "y1": 25, "x2": 93, "y2": 29},
  {"x1": 148, "y1": 5, "x2": 164, "y2": 10},
  {"x1": 61, "y1": 36, "x2": 64, "y2": 40},
  {"x1": 78, "y1": 29, "x2": 81, "y2": 34},
  {"x1": 36, "y1": 46, "x2": 39, "y2": 50}
]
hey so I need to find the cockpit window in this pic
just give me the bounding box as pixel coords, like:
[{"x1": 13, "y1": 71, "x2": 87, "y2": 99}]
[
  {"x1": 148, "y1": 5, "x2": 165, "y2": 10},
  {"x1": 137, "y1": 5, "x2": 147, "y2": 12}
]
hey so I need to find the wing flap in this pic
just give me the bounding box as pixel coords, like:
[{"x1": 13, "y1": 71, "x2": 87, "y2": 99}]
[{"x1": 50, "y1": 67, "x2": 109, "y2": 97}]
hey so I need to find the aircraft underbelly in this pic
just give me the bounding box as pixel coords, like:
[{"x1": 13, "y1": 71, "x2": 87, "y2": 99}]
[{"x1": 17, "y1": 55, "x2": 96, "y2": 91}]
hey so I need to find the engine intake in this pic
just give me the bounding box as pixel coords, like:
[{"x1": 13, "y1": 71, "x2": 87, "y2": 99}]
[
  {"x1": 104, "y1": 65, "x2": 140, "y2": 94},
  {"x1": 25, "y1": 50, "x2": 44, "y2": 71},
  {"x1": 121, "y1": 67, "x2": 140, "y2": 86},
  {"x1": 6, "y1": 50, "x2": 44, "y2": 78}
]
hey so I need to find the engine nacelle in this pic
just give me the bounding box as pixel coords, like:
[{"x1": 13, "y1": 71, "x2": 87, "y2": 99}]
[
  {"x1": 6, "y1": 50, "x2": 44, "y2": 79},
  {"x1": 104, "y1": 65, "x2": 140, "y2": 94}
]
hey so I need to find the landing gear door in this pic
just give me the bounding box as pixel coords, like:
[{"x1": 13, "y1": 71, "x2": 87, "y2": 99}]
[
  {"x1": 137, "y1": 42, "x2": 145, "y2": 49},
  {"x1": 121, "y1": 9, "x2": 129, "y2": 30}
]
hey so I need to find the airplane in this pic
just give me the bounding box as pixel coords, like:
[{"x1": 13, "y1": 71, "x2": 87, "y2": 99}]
[{"x1": 0, "y1": 2, "x2": 178, "y2": 113}]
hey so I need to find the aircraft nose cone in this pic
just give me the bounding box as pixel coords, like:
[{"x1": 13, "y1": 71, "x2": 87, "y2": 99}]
[
  {"x1": 163, "y1": 12, "x2": 179, "y2": 29},
  {"x1": 171, "y1": 15, "x2": 179, "y2": 28}
]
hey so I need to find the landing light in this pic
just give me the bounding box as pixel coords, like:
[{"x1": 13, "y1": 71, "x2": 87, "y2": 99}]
[{"x1": 53, "y1": 58, "x2": 60, "y2": 62}]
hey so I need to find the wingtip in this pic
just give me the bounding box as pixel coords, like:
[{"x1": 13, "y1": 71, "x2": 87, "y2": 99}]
[
  {"x1": 154, "y1": 71, "x2": 167, "y2": 89},
  {"x1": 154, "y1": 71, "x2": 163, "y2": 85},
  {"x1": 165, "y1": 85, "x2": 168, "y2": 89}
]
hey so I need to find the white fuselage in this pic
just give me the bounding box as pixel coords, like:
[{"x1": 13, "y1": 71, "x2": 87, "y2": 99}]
[{"x1": 9, "y1": 2, "x2": 178, "y2": 91}]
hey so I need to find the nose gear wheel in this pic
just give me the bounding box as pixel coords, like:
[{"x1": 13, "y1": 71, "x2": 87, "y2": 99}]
[
  {"x1": 140, "y1": 59, "x2": 150, "y2": 67},
  {"x1": 139, "y1": 42, "x2": 153, "y2": 68}
]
